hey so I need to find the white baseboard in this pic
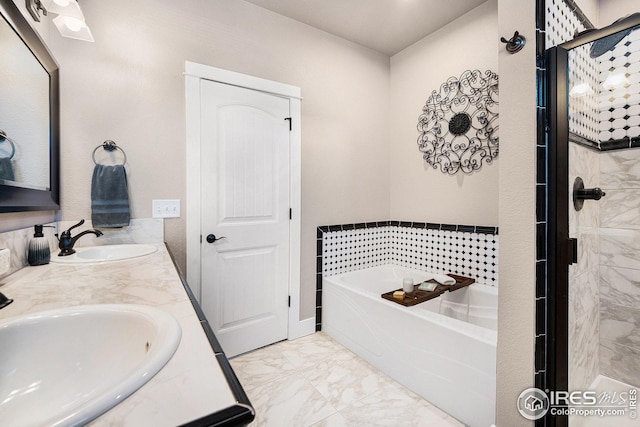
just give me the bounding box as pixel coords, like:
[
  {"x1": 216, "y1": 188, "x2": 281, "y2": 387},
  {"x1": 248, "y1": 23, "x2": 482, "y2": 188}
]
[{"x1": 288, "y1": 316, "x2": 316, "y2": 340}]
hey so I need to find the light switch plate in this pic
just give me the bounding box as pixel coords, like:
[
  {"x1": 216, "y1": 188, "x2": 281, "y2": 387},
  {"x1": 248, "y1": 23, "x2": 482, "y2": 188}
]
[
  {"x1": 0, "y1": 248, "x2": 10, "y2": 276},
  {"x1": 152, "y1": 199, "x2": 181, "y2": 218}
]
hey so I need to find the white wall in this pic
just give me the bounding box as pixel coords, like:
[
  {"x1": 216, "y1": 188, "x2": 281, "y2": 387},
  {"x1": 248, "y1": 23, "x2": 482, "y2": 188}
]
[
  {"x1": 0, "y1": 0, "x2": 544, "y2": 423},
  {"x1": 388, "y1": 5, "x2": 538, "y2": 424},
  {"x1": 497, "y1": 0, "x2": 537, "y2": 424},
  {"x1": 44, "y1": 0, "x2": 390, "y2": 320},
  {"x1": 389, "y1": 2, "x2": 537, "y2": 424},
  {"x1": 575, "y1": 0, "x2": 640, "y2": 28},
  {"x1": 599, "y1": 0, "x2": 639, "y2": 27},
  {"x1": 575, "y1": 0, "x2": 601, "y2": 27},
  {"x1": 389, "y1": 0, "x2": 499, "y2": 226}
]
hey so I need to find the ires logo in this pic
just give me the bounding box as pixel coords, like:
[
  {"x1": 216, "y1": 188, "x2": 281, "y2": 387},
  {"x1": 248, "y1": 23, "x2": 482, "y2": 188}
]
[
  {"x1": 517, "y1": 387, "x2": 637, "y2": 421},
  {"x1": 517, "y1": 388, "x2": 550, "y2": 420}
]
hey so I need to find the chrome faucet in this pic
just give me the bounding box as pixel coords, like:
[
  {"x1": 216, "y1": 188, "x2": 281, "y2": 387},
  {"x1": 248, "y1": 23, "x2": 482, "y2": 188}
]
[{"x1": 57, "y1": 219, "x2": 103, "y2": 256}]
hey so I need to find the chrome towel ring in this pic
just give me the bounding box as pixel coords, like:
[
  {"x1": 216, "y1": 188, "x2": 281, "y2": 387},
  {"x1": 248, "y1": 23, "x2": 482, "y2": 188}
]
[
  {"x1": 0, "y1": 129, "x2": 16, "y2": 160},
  {"x1": 92, "y1": 140, "x2": 127, "y2": 165}
]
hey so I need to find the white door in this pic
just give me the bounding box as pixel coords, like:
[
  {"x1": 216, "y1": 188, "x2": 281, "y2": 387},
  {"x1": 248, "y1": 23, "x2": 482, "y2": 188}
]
[{"x1": 199, "y1": 80, "x2": 290, "y2": 357}]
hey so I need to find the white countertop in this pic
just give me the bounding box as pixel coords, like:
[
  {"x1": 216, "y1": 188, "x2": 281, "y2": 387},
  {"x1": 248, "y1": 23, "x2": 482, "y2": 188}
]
[{"x1": 0, "y1": 243, "x2": 241, "y2": 426}]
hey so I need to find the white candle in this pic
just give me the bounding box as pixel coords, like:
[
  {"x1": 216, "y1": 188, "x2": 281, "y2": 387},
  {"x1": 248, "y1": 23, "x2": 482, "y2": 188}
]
[{"x1": 403, "y1": 277, "x2": 414, "y2": 293}]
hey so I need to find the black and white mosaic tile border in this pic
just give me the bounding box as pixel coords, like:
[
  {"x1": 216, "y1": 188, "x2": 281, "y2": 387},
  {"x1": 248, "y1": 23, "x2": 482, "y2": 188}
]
[
  {"x1": 545, "y1": 0, "x2": 593, "y2": 49},
  {"x1": 390, "y1": 226, "x2": 498, "y2": 283},
  {"x1": 597, "y1": 30, "x2": 640, "y2": 143},
  {"x1": 546, "y1": 0, "x2": 599, "y2": 144},
  {"x1": 536, "y1": 0, "x2": 548, "y2": 396},
  {"x1": 315, "y1": 221, "x2": 499, "y2": 331},
  {"x1": 546, "y1": 0, "x2": 640, "y2": 149}
]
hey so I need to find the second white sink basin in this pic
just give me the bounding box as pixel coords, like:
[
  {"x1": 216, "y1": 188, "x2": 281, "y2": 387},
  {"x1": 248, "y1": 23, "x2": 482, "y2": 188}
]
[
  {"x1": 51, "y1": 244, "x2": 157, "y2": 263},
  {"x1": 0, "y1": 304, "x2": 181, "y2": 427}
]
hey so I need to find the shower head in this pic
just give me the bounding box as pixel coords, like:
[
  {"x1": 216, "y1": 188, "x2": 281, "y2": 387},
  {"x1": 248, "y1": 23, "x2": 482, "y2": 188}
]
[{"x1": 590, "y1": 13, "x2": 640, "y2": 58}]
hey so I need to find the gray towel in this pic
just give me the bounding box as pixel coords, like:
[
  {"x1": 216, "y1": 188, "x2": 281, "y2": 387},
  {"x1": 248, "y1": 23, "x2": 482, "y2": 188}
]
[
  {"x1": 0, "y1": 158, "x2": 15, "y2": 181},
  {"x1": 91, "y1": 164, "x2": 130, "y2": 228}
]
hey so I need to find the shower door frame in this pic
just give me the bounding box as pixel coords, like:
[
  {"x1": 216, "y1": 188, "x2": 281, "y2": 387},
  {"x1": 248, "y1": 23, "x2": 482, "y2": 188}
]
[{"x1": 545, "y1": 13, "x2": 640, "y2": 427}]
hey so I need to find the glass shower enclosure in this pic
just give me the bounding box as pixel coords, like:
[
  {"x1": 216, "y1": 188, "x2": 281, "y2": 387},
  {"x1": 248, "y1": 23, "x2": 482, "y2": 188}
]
[{"x1": 547, "y1": 12, "x2": 640, "y2": 427}]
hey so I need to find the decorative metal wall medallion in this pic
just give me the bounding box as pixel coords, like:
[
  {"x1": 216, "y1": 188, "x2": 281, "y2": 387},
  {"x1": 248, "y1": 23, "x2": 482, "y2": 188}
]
[{"x1": 417, "y1": 69, "x2": 499, "y2": 174}]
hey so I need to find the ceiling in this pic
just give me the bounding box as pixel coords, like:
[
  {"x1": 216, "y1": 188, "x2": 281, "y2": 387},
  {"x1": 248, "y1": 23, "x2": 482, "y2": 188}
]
[{"x1": 243, "y1": 0, "x2": 488, "y2": 56}]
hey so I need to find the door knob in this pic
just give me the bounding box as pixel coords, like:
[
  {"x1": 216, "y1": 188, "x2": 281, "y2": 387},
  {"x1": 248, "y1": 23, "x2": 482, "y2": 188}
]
[{"x1": 206, "y1": 234, "x2": 226, "y2": 244}]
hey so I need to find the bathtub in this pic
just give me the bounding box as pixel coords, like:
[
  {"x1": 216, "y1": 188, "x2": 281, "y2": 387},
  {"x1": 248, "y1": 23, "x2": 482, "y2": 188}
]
[{"x1": 322, "y1": 264, "x2": 497, "y2": 427}]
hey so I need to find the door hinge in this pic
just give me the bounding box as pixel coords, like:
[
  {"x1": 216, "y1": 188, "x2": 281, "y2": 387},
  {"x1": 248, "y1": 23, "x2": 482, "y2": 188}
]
[
  {"x1": 288, "y1": 295, "x2": 291, "y2": 307},
  {"x1": 284, "y1": 117, "x2": 292, "y2": 131},
  {"x1": 568, "y1": 238, "x2": 578, "y2": 265},
  {"x1": 289, "y1": 208, "x2": 292, "y2": 220},
  {"x1": 199, "y1": 234, "x2": 202, "y2": 243}
]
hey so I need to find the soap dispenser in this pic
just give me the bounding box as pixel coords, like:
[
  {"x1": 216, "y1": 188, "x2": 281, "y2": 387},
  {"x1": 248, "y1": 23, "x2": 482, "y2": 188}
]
[{"x1": 28, "y1": 224, "x2": 51, "y2": 266}]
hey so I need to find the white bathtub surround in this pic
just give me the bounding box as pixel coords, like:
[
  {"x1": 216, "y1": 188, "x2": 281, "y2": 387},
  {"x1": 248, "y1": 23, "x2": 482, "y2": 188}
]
[
  {"x1": 322, "y1": 264, "x2": 497, "y2": 427},
  {"x1": 0, "y1": 244, "x2": 241, "y2": 426},
  {"x1": 230, "y1": 332, "x2": 463, "y2": 426},
  {"x1": 316, "y1": 220, "x2": 498, "y2": 335}
]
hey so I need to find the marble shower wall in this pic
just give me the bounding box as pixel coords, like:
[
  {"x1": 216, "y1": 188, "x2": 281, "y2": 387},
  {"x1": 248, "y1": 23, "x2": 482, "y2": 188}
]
[
  {"x1": 599, "y1": 149, "x2": 640, "y2": 387},
  {"x1": 549, "y1": 0, "x2": 640, "y2": 391},
  {"x1": 568, "y1": 142, "x2": 600, "y2": 391}
]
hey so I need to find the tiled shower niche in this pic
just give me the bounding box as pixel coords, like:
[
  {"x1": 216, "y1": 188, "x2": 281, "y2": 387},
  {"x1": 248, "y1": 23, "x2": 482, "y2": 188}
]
[{"x1": 315, "y1": 222, "x2": 499, "y2": 331}]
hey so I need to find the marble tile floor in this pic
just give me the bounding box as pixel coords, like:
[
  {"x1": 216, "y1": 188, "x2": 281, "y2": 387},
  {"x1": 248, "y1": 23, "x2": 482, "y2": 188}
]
[
  {"x1": 229, "y1": 332, "x2": 463, "y2": 427},
  {"x1": 570, "y1": 375, "x2": 640, "y2": 427}
]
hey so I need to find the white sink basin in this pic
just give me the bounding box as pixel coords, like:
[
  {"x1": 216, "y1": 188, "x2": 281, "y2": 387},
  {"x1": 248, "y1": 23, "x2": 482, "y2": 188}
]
[
  {"x1": 51, "y1": 244, "x2": 157, "y2": 263},
  {"x1": 0, "y1": 304, "x2": 182, "y2": 427}
]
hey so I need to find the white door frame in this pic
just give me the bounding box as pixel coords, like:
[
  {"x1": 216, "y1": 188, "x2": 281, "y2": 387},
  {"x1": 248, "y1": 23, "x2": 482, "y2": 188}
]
[{"x1": 185, "y1": 61, "x2": 312, "y2": 340}]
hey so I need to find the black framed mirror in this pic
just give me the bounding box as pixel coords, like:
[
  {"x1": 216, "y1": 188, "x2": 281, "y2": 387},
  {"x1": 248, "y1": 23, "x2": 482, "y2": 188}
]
[{"x1": 0, "y1": 0, "x2": 59, "y2": 212}]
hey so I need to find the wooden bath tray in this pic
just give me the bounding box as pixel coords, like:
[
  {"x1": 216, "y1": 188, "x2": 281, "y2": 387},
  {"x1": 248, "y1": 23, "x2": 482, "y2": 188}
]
[{"x1": 381, "y1": 274, "x2": 475, "y2": 307}]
